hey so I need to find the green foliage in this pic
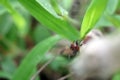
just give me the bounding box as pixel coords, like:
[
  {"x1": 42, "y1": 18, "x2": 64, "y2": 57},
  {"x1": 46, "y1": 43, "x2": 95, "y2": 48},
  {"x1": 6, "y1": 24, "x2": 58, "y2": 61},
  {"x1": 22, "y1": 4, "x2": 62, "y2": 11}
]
[
  {"x1": 0, "y1": 71, "x2": 11, "y2": 79},
  {"x1": 0, "y1": 0, "x2": 27, "y2": 37},
  {"x1": 0, "y1": 5, "x2": 6, "y2": 15},
  {"x1": 40, "y1": 53, "x2": 69, "y2": 72},
  {"x1": 0, "y1": 0, "x2": 120, "y2": 80},
  {"x1": 106, "y1": 14, "x2": 120, "y2": 28},
  {"x1": 36, "y1": 0, "x2": 59, "y2": 17},
  {"x1": 105, "y1": 0, "x2": 119, "y2": 15},
  {"x1": 1, "y1": 57, "x2": 16, "y2": 79},
  {"x1": 33, "y1": 25, "x2": 51, "y2": 43},
  {"x1": 18, "y1": 0, "x2": 79, "y2": 41},
  {"x1": 80, "y1": 0, "x2": 108, "y2": 39},
  {"x1": 96, "y1": 0, "x2": 119, "y2": 28},
  {"x1": 0, "y1": 13, "x2": 12, "y2": 36},
  {"x1": 12, "y1": 35, "x2": 61, "y2": 80}
]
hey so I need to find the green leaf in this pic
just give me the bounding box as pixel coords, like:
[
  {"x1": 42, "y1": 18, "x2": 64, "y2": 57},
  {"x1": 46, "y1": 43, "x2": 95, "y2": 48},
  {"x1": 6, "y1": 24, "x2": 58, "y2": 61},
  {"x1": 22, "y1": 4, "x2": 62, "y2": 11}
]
[
  {"x1": 118, "y1": 0, "x2": 120, "y2": 9},
  {"x1": 0, "y1": 71, "x2": 11, "y2": 79},
  {"x1": 0, "y1": 0, "x2": 27, "y2": 37},
  {"x1": 36, "y1": 0, "x2": 68, "y2": 17},
  {"x1": 33, "y1": 25, "x2": 51, "y2": 43},
  {"x1": 95, "y1": 0, "x2": 119, "y2": 28},
  {"x1": 105, "y1": 0, "x2": 119, "y2": 15},
  {"x1": 0, "y1": 57, "x2": 16, "y2": 79},
  {"x1": 1, "y1": 57, "x2": 16, "y2": 76},
  {"x1": 12, "y1": 35, "x2": 61, "y2": 80},
  {"x1": 40, "y1": 53, "x2": 69, "y2": 71},
  {"x1": 50, "y1": 0, "x2": 61, "y2": 15},
  {"x1": 113, "y1": 72, "x2": 120, "y2": 80},
  {"x1": 0, "y1": 5, "x2": 6, "y2": 15},
  {"x1": 50, "y1": 0, "x2": 67, "y2": 16},
  {"x1": 36, "y1": 0, "x2": 58, "y2": 17},
  {"x1": 80, "y1": 0, "x2": 108, "y2": 39},
  {"x1": 59, "y1": 0, "x2": 73, "y2": 10},
  {"x1": 0, "y1": 13, "x2": 13, "y2": 36},
  {"x1": 18, "y1": 0, "x2": 79, "y2": 41},
  {"x1": 95, "y1": 15, "x2": 113, "y2": 27},
  {"x1": 106, "y1": 14, "x2": 120, "y2": 28}
]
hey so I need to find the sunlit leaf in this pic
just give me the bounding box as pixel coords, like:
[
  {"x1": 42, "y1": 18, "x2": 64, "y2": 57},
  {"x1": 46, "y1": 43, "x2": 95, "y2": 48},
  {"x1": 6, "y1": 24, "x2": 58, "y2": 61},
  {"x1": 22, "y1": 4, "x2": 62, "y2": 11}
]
[{"x1": 80, "y1": 0, "x2": 108, "y2": 39}]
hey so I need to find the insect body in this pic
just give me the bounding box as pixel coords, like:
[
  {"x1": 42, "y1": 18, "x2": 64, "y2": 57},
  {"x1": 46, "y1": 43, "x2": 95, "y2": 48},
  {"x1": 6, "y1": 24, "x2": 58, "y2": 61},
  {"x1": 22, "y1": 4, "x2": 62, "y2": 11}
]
[
  {"x1": 70, "y1": 41, "x2": 80, "y2": 54},
  {"x1": 61, "y1": 41, "x2": 80, "y2": 58}
]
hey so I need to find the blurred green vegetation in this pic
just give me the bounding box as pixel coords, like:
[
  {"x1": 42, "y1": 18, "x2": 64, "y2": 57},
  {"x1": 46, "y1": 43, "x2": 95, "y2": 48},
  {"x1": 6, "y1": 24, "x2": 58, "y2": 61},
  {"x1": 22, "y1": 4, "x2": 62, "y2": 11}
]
[{"x1": 0, "y1": 0, "x2": 120, "y2": 80}]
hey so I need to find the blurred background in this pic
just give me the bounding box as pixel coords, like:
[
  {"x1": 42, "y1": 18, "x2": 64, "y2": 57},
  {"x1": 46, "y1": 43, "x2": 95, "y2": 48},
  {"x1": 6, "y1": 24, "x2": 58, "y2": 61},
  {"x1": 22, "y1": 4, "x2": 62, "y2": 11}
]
[{"x1": 0, "y1": 0, "x2": 120, "y2": 80}]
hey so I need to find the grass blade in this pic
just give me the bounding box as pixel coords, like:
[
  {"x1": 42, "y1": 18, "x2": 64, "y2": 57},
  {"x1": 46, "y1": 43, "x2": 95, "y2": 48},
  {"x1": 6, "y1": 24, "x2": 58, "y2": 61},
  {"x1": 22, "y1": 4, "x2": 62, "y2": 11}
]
[
  {"x1": 18, "y1": 0, "x2": 79, "y2": 41},
  {"x1": 80, "y1": 0, "x2": 108, "y2": 39},
  {"x1": 12, "y1": 35, "x2": 61, "y2": 80},
  {"x1": 36, "y1": 0, "x2": 59, "y2": 18}
]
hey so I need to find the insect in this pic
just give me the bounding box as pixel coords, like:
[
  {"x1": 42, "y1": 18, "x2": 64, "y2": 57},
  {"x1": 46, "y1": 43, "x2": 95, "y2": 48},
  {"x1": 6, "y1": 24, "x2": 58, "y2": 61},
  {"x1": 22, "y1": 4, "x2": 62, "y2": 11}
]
[
  {"x1": 60, "y1": 40, "x2": 80, "y2": 58},
  {"x1": 60, "y1": 29, "x2": 103, "y2": 59},
  {"x1": 70, "y1": 41, "x2": 80, "y2": 54}
]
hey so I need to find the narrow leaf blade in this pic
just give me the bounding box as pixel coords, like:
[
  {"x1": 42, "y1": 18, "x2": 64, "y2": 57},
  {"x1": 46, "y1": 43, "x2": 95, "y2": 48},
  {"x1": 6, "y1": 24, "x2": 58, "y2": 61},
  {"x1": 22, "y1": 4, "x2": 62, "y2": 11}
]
[
  {"x1": 18, "y1": 0, "x2": 79, "y2": 41},
  {"x1": 80, "y1": 0, "x2": 108, "y2": 39},
  {"x1": 12, "y1": 35, "x2": 61, "y2": 80}
]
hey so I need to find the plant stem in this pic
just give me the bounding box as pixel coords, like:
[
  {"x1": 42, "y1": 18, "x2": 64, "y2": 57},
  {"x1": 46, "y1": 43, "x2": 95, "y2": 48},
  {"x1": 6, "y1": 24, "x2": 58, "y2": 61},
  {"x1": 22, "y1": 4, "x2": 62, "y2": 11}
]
[
  {"x1": 31, "y1": 53, "x2": 60, "y2": 80},
  {"x1": 57, "y1": 73, "x2": 73, "y2": 80}
]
